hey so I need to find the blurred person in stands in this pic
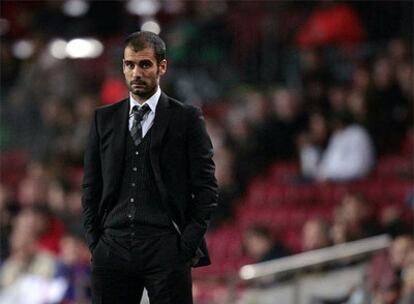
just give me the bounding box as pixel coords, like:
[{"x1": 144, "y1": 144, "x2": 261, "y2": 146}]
[
  {"x1": 14, "y1": 205, "x2": 65, "y2": 255},
  {"x1": 298, "y1": 110, "x2": 330, "y2": 179},
  {"x1": 346, "y1": 90, "x2": 368, "y2": 126},
  {"x1": 295, "y1": 1, "x2": 365, "y2": 48},
  {"x1": 243, "y1": 225, "x2": 289, "y2": 263},
  {"x1": 399, "y1": 247, "x2": 414, "y2": 304},
  {"x1": 366, "y1": 55, "x2": 409, "y2": 154},
  {"x1": 210, "y1": 144, "x2": 237, "y2": 228},
  {"x1": 299, "y1": 48, "x2": 330, "y2": 111},
  {"x1": 380, "y1": 205, "x2": 413, "y2": 239},
  {"x1": 326, "y1": 83, "x2": 348, "y2": 117},
  {"x1": 337, "y1": 193, "x2": 380, "y2": 241},
  {"x1": 0, "y1": 227, "x2": 56, "y2": 288},
  {"x1": 301, "y1": 218, "x2": 331, "y2": 251},
  {"x1": 68, "y1": 94, "x2": 98, "y2": 162},
  {"x1": 55, "y1": 234, "x2": 91, "y2": 304},
  {"x1": 366, "y1": 235, "x2": 414, "y2": 304},
  {"x1": 82, "y1": 31, "x2": 217, "y2": 304},
  {"x1": 0, "y1": 184, "x2": 19, "y2": 262},
  {"x1": 253, "y1": 88, "x2": 307, "y2": 165},
  {"x1": 314, "y1": 111, "x2": 375, "y2": 182},
  {"x1": 16, "y1": 161, "x2": 49, "y2": 206}
]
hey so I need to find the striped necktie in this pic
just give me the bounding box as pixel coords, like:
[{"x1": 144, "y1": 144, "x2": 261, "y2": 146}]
[{"x1": 130, "y1": 104, "x2": 150, "y2": 146}]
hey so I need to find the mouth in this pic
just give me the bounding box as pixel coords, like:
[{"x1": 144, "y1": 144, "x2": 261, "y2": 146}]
[{"x1": 131, "y1": 81, "x2": 146, "y2": 87}]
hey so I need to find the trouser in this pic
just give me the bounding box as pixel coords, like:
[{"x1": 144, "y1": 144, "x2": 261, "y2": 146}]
[{"x1": 91, "y1": 233, "x2": 193, "y2": 304}]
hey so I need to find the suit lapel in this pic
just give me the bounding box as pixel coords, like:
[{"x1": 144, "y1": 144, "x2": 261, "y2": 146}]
[
  {"x1": 111, "y1": 99, "x2": 129, "y2": 189},
  {"x1": 150, "y1": 92, "x2": 172, "y2": 209},
  {"x1": 150, "y1": 92, "x2": 172, "y2": 152}
]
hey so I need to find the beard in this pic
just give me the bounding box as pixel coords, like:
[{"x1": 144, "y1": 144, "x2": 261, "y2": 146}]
[
  {"x1": 128, "y1": 79, "x2": 156, "y2": 100},
  {"x1": 127, "y1": 68, "x2": 160, "y2": 100}
]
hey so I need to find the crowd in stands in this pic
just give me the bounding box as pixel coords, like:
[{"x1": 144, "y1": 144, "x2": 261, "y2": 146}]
[{"x1": 0, "y1": 1, "x2": 412, "y2": 303}]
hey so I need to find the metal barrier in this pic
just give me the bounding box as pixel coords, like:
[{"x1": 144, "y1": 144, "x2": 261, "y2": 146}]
[{"x1": 240, "y1": 234, "x2": 391, "y2": 280}]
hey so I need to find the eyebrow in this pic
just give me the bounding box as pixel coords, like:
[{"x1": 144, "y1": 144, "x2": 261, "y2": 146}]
[{"x1": 123, "y1": 59, "x2": 153, "y2": 64}]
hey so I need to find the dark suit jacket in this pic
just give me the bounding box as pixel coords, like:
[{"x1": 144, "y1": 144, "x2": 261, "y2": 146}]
[{"x1": 82, "y1": 92, "x2": 218, "y2": 267}]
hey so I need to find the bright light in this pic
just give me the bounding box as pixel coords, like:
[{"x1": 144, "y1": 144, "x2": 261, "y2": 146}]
[
  {"x1": 66, "y1": 38, "x2": 103, "y2": 58},
  {"x1": 126, "y1": 0, "x2": 160, "y2": 16},
  {"x1": 12, "y1": 40, "x2": 34, "y2": 59},
  {"x1": 239, "y1": 265, "x2": 256, "y2": 280},
  {"x1": 141, "y1": 20, "x2": 161, "y2": 35},
  {"x1": 49, "y1": 39, "x2": 68, "y2": 59},
  {"x1": 62, "y1": 0, "x2": 89, "y2": 17},
  {"x1": 0, "y1": 18, "x2": 10, "y2": 36}
]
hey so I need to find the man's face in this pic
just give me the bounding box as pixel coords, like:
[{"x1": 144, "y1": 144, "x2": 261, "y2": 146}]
[{"x1": 123, "y1": 46, "x2": 167, "y2": 102}]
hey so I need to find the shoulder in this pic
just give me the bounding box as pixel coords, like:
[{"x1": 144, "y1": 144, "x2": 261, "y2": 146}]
[
  {"x1": 164, "y1": 94, "x2": 202, "y2": 117},
  {"x1": 96, "y1": 98, "x2": 128, "y2": 113},
  {"x1": 93, "y1": 98, "x2": 129, "y2": 121}
]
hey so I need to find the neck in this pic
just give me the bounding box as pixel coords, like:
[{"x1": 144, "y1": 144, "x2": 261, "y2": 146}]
[{"x1": 132, "y1": 93, "x2": 147, "y2": 105}]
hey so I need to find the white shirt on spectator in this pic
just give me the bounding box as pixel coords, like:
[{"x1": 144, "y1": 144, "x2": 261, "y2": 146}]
[{"x1": 317, "y1": 124, "x2": 375, "y2": 181}]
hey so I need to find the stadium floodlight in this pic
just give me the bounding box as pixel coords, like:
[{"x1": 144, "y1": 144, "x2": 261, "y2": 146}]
[
  {"x1": 49, "y1": 39, "x2": 68, "y2": 59},
  {"x1": 141, "y1": 20, "x2": 161, "y2": 35},
  {"x1": 62, "y1": 0, "x2": 89, "y2": 17},
  {"x1": 12, "y1": 40, "x2": 34, "y2": 59},
  {"x1": 126, "y1": 0, "x2": 161, "y2": 16},
  {"x1": 66, "y1": 38, "x2": 103, "y2": 59}
]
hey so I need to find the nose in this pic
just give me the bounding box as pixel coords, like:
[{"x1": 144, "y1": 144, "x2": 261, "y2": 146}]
[{"x1": 131, "y1": 66, "x2": 142, "y2": 78}]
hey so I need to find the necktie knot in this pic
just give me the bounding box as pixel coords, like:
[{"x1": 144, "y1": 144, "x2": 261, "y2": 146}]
[{"x1": 132, "y1": 104, "x2": 150, "y2": 123}]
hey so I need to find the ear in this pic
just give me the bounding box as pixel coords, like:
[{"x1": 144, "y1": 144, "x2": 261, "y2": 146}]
[
  {"x1": 158, "y1": 59, "x2": 168, "y2": 76},
  {"x1": 122, "y1": 59, "x2": 126, "y2": 75}
]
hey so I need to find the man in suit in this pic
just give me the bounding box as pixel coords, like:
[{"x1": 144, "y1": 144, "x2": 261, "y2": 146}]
[{"x1": 82, "y1": 31, "x2": 218, "y2": 304}]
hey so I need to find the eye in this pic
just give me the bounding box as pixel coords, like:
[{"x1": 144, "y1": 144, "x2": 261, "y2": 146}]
[
  {"x1": 140, "y1": 61, "x2": 152, "y2": 69},
  {"x1": 125, "y1": 61, "x2": 135, "y2": 69}
]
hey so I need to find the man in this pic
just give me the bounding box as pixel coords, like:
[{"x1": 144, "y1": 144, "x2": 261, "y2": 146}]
[{"x1": 82, "y1": 31, "x2": 218, "y2": 304}]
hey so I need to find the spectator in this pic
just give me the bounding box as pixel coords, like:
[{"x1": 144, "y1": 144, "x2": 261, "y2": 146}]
[
  {"x1": 301, "y1": 218, "x2": 331, "y2": 251},
  {"x1": 298, "y1": 110, "x2": 330, "y2": 179},
  {"x1": 254, "y1": 88, "x2": 307, "y2": 164},
  {"x1": 0, "y1": 228, "x2": 56, "y2": 288},
  {"x1": 243, "y1": 225, "x2": 289, "y2": 263},
  {"x1": 367, "y1": 235, "x2": 414, "y2": 304},
  {"x1": 315, "y1": 111, "x2": 375, "y2": 182},
  {"x1": 366, "y1": 56, "x2": 409, "y2": 154},
  {"x1": 296, "y1": 2, "x2": 365, "y2": 48},
  {"x1": 399, "y1": 248, "x2": 414, "y2": 304},
  {"x1": 337, "y1": 193, "x2": 381, "y2": 241},
  {"x1": 14, "y1": 206, "x2": 65, "y2": 255},
  {"x1": 54, "y1": 234, "x2": 91, "y2": 304}
]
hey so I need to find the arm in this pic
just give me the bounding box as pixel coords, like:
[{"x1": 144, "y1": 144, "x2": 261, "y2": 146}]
[
  {"x1": 181, "y1": 106, "x2": 218, "y2": 259},
  {"x1": 81, "y1": 110, "x2": 103, "y2": 252}
]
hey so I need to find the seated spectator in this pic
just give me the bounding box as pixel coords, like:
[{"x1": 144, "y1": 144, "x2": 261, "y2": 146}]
[
  {"x1": 366, "y1": 235, "x2": 414, "y2": 304},
  {"x1": 338, "y1": 193, "x2": 381, "y2": 241},
  {"x1": 295, "y1": 2, "x2": 365, "y2": 48},
  {"x1": 0, "y1": 228, "x2": 56, "y2": 288},
  {"x1": 381, "y1": 205, "x2": 413, "y2": 238},
  {"x1": 55, "y1": 234, "x2": 91, "y2": 304},
  {"x1": 253, "y1": 87, "x2": 307, "y2": 165},
  {"x1": 330, "y1": 193, "x2": 381, "y2": 248},
  {"x1": 315, "y1": 111, "x2": 375, "y2": 182},
  {"x1": 298, "y1": 111, "x2": 330, "y2": 178},
  {"x1": 243, "y1": 225, "x2": 289, "y2": 263},
  {"x1": 13, "y1": 206, "x2": 65, "y2": 255},
  {"x1": 399, "y1": 247, "x2": 414, "y2": 304},
  {"x1": 301, "y1": 218, "x2": 331, "y2": 251}
]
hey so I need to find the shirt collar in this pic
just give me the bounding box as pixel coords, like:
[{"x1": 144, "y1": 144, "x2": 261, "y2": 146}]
[{"x1": 129, "y1": 86, "x2": 161, "y2": 114}]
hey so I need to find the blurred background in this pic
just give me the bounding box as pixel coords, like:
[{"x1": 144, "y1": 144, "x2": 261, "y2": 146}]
[{"x1": 0, "y1": 1, "x2": 413, "y2": 303}]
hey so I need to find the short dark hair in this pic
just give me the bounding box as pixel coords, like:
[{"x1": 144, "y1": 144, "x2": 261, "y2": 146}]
[
  {"x1": 246, "y1": 225, "x2": 273, "y2": 241},
  {"x1": 124, "y1": 31, "x2": 166, "y2": 63}
]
